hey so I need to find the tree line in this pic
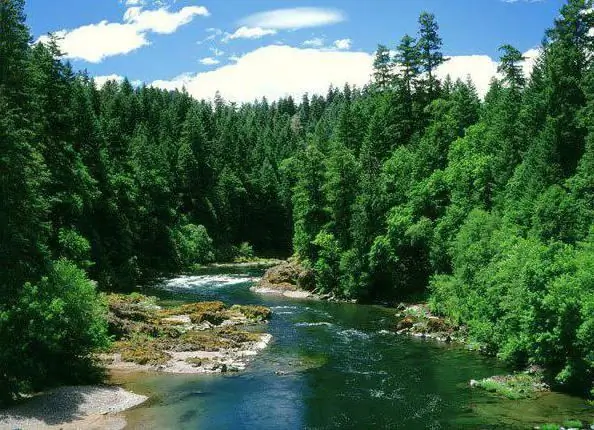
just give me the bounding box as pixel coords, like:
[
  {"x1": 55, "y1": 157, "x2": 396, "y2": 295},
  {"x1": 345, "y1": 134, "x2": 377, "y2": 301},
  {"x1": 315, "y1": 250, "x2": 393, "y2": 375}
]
[{"x1": 2, "y1": 0, "x2": 594, "y2": 402}]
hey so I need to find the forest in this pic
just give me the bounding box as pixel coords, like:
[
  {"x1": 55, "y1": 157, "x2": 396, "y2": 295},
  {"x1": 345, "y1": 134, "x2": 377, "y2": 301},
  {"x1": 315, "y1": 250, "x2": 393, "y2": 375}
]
[{"x1": 2, "y1": 0, "x2": 594, "y2": 403}]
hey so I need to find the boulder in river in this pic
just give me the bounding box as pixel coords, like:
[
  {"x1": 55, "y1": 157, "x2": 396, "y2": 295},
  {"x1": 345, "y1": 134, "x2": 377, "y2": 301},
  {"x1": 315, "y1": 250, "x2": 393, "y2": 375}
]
[{"x1": 252, "y1": 259, "x2": 318, "y2": 298}]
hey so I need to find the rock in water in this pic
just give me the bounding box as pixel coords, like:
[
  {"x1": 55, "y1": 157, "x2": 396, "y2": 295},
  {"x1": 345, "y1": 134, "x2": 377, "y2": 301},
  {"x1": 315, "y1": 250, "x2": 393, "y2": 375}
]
[{"x1": 255, "y1": 259, "x2": 315, "y2": 293}]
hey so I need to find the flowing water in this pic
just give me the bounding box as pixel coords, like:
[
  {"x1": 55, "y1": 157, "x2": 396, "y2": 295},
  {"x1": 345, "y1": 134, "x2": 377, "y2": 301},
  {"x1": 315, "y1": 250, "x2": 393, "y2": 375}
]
[{"x1": 116, "y1": 268, "x2": 593, "y2": 429}]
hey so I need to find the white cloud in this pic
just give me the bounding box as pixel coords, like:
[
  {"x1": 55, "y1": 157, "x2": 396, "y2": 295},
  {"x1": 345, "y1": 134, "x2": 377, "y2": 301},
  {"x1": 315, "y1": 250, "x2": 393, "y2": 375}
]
[
  {"x1": 37, "y1": 23, "x2": 149, "y2": 63},
  {"x1": 437, "y1": 55, "x2": 499, "y2": 97},
  {"x1": 151, "y1": 46, "x2": 540, "y2": 103},
  {"x1": 303, "y1": 37, "x2": 324, "y2": 47},
  {"x1": 37, "y1": 5, "x2": 209, "y2": 63},
  {"x1": 333, "y1": 38, "x2": 352, "y2": 50},
  {"x1": 240, "y1": 7, "x2": 346, "y2": 30},
  {"x1": 222, "y1": 26, "x2": 277, "y2": 42},
  {"x1": 199, "y1": 57, "x2": 220, "y2": 66},
  {"x1": 152, "y1": 45, "x2": 372, "y2": 102},
  {"x1": 437, "y1": 48, "x2": 541, "y2": 97},
  {"x1": 94, "y1": 74, "x2": 125, "y2": 86},
  {"x1": 521, "y1": 47, "x2": 541, "y2": 77},
  {"x1": 197, "y1": 28, "x2": 221, "y2": 45},
  {"x1": 124, "y1": 0, "x2": 144, "y2": 5},
  {"x1": 210, "y1": 47, "x2": 224, "y2": 57},
  {"x1": 123, "y1": 6, "x2": 209, "y2": 34},
  {"x1": 94, "y1": 74, "x2": 143, "y2": 87}
]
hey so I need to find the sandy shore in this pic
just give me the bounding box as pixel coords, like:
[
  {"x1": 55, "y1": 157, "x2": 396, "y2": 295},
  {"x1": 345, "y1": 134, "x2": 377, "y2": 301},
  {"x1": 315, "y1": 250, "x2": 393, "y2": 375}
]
[{"x1": 0, "y1": 385, "x2": 147, "y2": 430}]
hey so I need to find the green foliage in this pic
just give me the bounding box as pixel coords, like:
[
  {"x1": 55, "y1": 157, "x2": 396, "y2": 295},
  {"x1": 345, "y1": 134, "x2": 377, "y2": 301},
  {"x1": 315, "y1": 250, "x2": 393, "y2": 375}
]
[
  {"x1": 472, "y1": 372, "x2": 547, "y2": 400},
  {"x1": 236, "y1": 242, "x2": 255, "y2": 262},
  {"x1": 312, "y1": 230, "x2": 341, "y2": 293},
  {"x1": 4, "y1": 0, "x2": 594, "y2": 403},
  {"x1": 562, "y1": 419, "x2": 584, "y2": 428},
  {"x1": 57, "y1": 228, "x2": 93, "y2": 269},
  {"x1": 173, "y1": 223, "x2": 215, "y2": 268},
  {"x1": 0, "y1": 260, "x2": 109, "y2": 402}
]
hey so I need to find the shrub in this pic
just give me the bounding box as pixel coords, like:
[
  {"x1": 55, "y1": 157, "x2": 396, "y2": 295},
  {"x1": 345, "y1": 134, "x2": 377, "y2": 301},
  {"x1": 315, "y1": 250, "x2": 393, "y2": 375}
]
[
  {"x1": 173, "y1": 223, "x2": 215, "y2": 268},
  {"x1": 236, "y1": 242, "x2": 255, "y2": 262},
  {"x1": 0, "y1": 259, "x2": 110, "y2": 402}
]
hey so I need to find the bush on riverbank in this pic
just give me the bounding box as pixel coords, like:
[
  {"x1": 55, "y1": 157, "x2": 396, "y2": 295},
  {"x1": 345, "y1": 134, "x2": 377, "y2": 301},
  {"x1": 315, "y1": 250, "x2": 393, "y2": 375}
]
[
  {"x1": 0, "y1": 260, "x2": 110, "y2": 404},
  {"x1": 431, "y1": 215, "x2": 594, "y2": 395}
]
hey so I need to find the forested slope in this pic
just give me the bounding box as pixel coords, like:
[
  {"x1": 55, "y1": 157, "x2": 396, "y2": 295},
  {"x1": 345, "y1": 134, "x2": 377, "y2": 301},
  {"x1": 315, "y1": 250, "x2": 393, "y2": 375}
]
[{"x1": 2, "y1": 0, "x2": 594, "y2": 402}]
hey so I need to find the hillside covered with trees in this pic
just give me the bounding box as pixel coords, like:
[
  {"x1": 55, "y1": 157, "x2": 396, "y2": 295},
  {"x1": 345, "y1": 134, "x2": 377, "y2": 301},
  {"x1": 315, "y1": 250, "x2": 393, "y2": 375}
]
[{"x1": 2, "y1": 0, "x2": 594, "y2": 403}]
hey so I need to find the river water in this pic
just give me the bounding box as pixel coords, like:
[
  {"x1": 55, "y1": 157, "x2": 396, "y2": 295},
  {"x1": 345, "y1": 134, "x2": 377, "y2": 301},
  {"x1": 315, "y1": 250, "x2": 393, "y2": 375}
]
[{"x1": 116, "y1": 268, "x2": 592, "y2": 429}]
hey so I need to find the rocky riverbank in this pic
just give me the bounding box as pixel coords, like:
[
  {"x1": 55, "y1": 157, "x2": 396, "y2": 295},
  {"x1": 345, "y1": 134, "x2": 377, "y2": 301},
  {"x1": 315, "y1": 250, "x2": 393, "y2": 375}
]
[
  {"x1": 393, "y1": 303, "x2": 467, "y2": 343},
  {"x1": 100, "y1": 293, "x2": 273, "y2": 374},
  {"x1": 0, "y1": 385, "x2": 147, "y2": 430},
  {"x1": 469, "y1": 369, "x2": 550, "y2": 400}
]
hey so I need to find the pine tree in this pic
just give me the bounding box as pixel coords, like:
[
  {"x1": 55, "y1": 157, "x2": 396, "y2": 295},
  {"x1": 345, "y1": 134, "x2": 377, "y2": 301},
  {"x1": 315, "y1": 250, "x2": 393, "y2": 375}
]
[
  {"x1": 417, "y1": 12, "x2": 447, "y2": 98},
  {"x1": 372, "y1": 44, "x2": 393, "y2": 90}
]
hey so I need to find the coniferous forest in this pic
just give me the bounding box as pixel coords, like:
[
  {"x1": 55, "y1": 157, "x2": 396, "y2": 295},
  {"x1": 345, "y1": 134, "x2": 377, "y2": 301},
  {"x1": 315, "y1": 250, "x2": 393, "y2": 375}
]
[{"x1": 3, "y1": 0, "x2": 594, "y2": 404}]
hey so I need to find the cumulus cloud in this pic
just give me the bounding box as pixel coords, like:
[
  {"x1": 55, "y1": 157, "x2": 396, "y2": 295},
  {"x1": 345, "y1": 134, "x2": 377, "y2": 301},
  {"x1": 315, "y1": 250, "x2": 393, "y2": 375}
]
[
  {"x1": 333, "y1": 38, "x2": 352, "y2": 50},
  {"x1": 150, "y1": 45, "x2": 540, "y2": 103},
  {"x1": 151, "y1": 45, "x2": 371, "y2": 103},
  {"x1": 37, "y1": 5, "x2": 209, "y2": 63},
  {"x1": 199, "y1": 57, "x2": 220, "y2": 66},
  {"x1": 124, "y1": 6, "x2": 209, "y2": 34},
  {"x1": 94, "y1": 74, "x2": 143, "y2": 87},
  {"x1": 94, "y1": 74, "x2": 125, "y2": 86},
  {"x1": 240, "y1": 7, "x2": 346, "y2": 30},
  {"x1": 37, "y1": 24, "x2": 149, "y2": 63},
  {"x1": 222, "y1": 26, "x2": 277, "y2": 42},
  {"x1": 303, "y1": 37, "x2": 324, "y2": 47},
  {"x1": 521, "y1": 48, "x2": 541, "y2": 77}
]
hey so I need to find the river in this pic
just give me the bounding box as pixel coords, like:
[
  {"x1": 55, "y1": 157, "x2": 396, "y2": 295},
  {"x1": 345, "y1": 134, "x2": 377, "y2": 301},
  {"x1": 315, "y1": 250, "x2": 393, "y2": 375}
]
[{"x1": 115, "y1": 268, "x2": 592, "y2": 429}]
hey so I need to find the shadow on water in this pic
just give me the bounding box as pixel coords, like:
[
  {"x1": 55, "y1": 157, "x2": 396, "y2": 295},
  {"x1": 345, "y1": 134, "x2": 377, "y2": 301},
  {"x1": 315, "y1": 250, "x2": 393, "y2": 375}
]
[{"x1": 119, "y1": 270, "x2": 594, "y2": 429}]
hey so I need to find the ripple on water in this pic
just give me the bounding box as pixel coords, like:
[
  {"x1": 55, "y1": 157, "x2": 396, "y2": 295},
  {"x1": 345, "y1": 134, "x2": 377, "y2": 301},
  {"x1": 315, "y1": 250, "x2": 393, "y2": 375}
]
[
  {"x1": 369, "y1": 388, "x2": 404, "y2": 401},
  {"x1": 162, "y1": 275, "x2": 257, "y2": 290},
  {"x1": 294, "y1": 322, "x2": 334, "y2": 328},
  {"x1": 337, "y1": 328, "x2": 371, "y2": 341}
]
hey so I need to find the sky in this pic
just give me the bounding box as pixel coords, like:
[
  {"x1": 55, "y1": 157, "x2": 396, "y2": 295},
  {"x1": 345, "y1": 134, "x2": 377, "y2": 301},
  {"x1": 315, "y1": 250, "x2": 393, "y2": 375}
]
[{"x1": 26, "y1": 0, "x2": 567, "y2": 102}]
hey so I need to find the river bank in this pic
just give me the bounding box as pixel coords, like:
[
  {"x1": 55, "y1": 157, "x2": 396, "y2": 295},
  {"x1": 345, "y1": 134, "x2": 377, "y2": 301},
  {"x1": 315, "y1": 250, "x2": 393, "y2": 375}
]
[
  {"x1": 252, "y1": 259, "x2": 594, "y2": 420},
  {"x1": 0, "y1": 385, "x2": 147, "y2": 430},
  {"x1": 0, "y1": 289, "x2": 274, "y2": 429}
]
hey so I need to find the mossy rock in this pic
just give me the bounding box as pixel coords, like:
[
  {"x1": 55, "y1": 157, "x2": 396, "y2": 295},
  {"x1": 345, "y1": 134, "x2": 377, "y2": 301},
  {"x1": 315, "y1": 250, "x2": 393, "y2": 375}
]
[
  {"x1": 231, "y1": 305, "x2": 272, "y2": 321},
  {"x1": 472, "y1": 372, "x2": 548, "y2": 400},
  {"x1": 426, "y1": 317, "x2": 450, "y2": 332},
  {"x1": 114, "y1": 337, "x2": 170, "y2": 365},
  {"x1": 396, "y1": 316, "x2": 415, "y2": 330},
  {"x1": 218, "y1": 327, "x2": 262, "y2": 343},
  {"x1": 167, "y1": 331, "x2": 235, "y2": 352},
  {"x1": 189, "y1": 310, "x2": 227, "y2": 325},
  {"x1": 159, "y1": 301, "x2": 226, "y2": 317}
]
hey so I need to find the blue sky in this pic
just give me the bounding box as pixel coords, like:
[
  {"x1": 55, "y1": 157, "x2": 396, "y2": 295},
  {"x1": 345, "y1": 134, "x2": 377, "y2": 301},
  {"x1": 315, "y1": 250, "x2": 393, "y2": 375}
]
[{"x1": 27, "y1": 0, "x2": 566, "y2": 101}]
